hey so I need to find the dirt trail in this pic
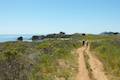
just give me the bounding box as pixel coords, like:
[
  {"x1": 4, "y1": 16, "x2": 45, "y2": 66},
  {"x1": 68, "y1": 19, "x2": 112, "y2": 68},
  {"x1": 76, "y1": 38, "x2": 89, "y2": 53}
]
[
  {"x1": 76, "y1": 47, "x2": 91, "y2": 80},
  {"x1": 86, "y1": 46, "x2": 108, "y2": 80},
  {"x1": 76, "y1": 45, "x2": 108, "y2": 80}
]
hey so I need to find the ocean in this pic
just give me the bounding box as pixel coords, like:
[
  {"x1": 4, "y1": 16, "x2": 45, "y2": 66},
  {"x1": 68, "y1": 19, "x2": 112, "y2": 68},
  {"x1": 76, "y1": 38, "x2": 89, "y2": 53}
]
[{"x1": 0, "y1": 34, "x2": 33, "y2": 42}]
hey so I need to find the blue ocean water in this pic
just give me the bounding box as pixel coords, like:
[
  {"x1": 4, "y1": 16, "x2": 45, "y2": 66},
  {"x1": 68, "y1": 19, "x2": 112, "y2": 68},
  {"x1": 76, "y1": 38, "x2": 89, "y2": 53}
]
[{"x1": 0, "y1": 34, "x2": 33, "y2": 42}]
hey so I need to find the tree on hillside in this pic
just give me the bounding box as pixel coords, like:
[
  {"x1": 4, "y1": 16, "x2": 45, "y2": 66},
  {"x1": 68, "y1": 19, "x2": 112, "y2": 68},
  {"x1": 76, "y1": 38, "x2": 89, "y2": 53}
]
[
  {"x1": 59, "y1": 32, "x2": 65, "y2": 35},
  {"x1": 17, "y1": 36, "x2": 23, "y2": 41},
  {"x1": 59, "y1": 32, "x2": 66, "y2": 38},
  {"x1": 101, "y1": 32, "x2": 120, "y2": 35},
  {"x1": 82, "y1": 33, "x2": 86, "y2": 36},
  {"x1": 32, "y1": 35, "x2": 45, "y2": 41}
]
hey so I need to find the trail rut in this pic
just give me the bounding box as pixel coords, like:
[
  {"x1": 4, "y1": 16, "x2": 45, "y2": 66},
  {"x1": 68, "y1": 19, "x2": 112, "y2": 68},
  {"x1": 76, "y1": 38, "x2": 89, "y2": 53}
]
[
  {"x1": 75, "y1": 45, "x2": 108, "y2": 80},
  {"x1": 76, "y1": 47, "x2": 90, "y2": 80}
]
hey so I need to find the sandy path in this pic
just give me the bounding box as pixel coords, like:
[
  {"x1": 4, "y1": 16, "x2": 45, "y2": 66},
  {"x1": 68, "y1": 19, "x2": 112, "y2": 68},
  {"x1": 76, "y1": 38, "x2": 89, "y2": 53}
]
[
  {"x1": 85, "y1": 46, "x2": 108, "y2": 80},
  {"x1": 76, "y1": 47, "x2": 91, "y2": 80},
  {"x1": 75, "y1": 45, "x2": 108, "y2": 80}
]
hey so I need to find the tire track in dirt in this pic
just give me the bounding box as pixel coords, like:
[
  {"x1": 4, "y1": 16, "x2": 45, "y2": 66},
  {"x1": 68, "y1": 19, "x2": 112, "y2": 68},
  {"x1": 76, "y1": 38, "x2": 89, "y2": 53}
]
[
  {"x1": 76, "y1": 47, "x2": 91, "y2": 80},
  {"x1": 76, "y1": 45, "x2": 108, "y2": 80},
  {"x1": 85, "y1": 46, "x2": 108, "y2": 80}
]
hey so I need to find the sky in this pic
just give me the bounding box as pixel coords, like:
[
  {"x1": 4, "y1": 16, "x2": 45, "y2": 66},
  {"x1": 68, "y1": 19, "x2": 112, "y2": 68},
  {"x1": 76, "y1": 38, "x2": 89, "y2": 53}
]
[{"x1": 0, "y1": 0, "x2": 120, "y2": 34}]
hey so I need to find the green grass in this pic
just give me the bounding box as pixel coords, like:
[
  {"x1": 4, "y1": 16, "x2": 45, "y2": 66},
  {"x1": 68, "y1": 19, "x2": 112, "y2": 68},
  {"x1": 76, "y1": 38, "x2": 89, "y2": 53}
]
[
  {"x1": 1, "y1": 34, "x2": 119, "y2": 80},
  {"x1": 90, "y1": 39, "x2": 120, "y2": 80},
  {"x1": 0, "y1": 38, "x2": 81, "y2": 80}
]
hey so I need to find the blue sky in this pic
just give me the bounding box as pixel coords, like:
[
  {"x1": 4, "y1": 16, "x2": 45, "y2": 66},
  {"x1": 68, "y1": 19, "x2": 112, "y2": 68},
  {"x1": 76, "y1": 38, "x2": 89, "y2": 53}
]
[{"x1": 0, "y1": 0, "x2": 120, "y2": 34}]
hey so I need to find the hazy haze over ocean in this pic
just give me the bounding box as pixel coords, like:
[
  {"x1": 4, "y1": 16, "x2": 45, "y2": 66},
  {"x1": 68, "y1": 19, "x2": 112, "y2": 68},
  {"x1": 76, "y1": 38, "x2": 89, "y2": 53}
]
[{"x1": 0, "y1": 34, "x2": 33, "y2": 42}]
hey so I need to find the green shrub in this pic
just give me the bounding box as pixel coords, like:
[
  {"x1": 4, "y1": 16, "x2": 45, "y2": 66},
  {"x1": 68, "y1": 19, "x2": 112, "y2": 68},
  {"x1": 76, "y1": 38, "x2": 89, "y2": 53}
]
[{"x1": 0, "y1": 39, "x2": 81, "y2": 80}]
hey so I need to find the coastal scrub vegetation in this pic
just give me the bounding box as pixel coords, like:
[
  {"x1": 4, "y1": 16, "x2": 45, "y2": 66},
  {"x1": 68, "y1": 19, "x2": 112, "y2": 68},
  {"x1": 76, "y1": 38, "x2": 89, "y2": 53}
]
[
  {"x1": 90, "y1": 37, "x2": 120, "y2": 80},
  {"x1": 0, "y1": 37, "x2": 81, "y2": 80}
]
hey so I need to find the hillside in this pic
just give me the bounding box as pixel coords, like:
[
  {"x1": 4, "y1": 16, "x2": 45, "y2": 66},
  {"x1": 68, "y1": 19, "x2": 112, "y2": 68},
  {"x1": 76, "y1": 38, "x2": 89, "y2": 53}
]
[
  {"x1": 0, "y1": 34, "x2": 120, "y2": 80},
  {"x1": 0, "y1": 38, "x2": 81, "y2": 80}
]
